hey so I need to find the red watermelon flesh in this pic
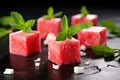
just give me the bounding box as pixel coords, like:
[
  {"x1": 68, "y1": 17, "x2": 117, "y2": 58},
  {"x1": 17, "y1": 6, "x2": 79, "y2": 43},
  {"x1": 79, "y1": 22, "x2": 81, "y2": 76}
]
[
  {"x1": 9, "y1": 31, "x2": 41, "y2": 57},
  {"x1": 48, "y1": 38, "x2": 80, "y2": 65},
  {"x1": 37, "y1": 18, "x2": 61, "y2": 39},
  {"x1": 77, "y1": 26, "x2": 107, "y2": 48},
  {"x1": 71, "y1": 14, "x2": 98, "y2": 26}
]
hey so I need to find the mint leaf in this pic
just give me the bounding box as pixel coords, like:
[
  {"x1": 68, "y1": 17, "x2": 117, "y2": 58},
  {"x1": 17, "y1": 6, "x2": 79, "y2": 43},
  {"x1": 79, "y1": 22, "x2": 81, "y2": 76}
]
[
  {"x1": 100, "y1": 20, "x2": 117, "y2": 32},
  {"x1": 0, "y1": 28, "x2": 11, "y2": 38},
  {"x1": 48, "y1": 6, "x2": 54, "y2": 17},
  {"x1": 54, "y1": 11, "x2": 63, "y2": 17},
  {"x1": 62, "y1": 15, "x2": 68, "y2": 35},
  {"x1": 67, "y1": 22, "x2": 92, "y2": 39},
  {"x1": 42, "y1": 15, "x2": 50, "y2": 19},
  {"x1": 0, "y1": 11, "x2": 35, "y2": 34},
  {"x1": 80, "y1": 5, "x2": 89, "y2": 18},
  {"x1": 56, "y1": 32, "x2": 66, "y2": 41},
  {"x1": 0, "y1": 16, "x2": 14, "y2": 26},
  {"x1": 9, "y1": 22, "x2": 23, "y2": 30},
  {"x1": 42, "y1": 6, "x2": 63, "y2": 19},
  {"x1": 91, "y1": 45, "x2": 114, "y2": 58},
  {"x1": 56, "y1": 15, "x2": 93, "y2": 41},
  {"x1": 23, "y1": 19, "x2": 35, "y2": 33},
  {"x1": 11, "y1": 12, "x2": 25, "y2": 25}
]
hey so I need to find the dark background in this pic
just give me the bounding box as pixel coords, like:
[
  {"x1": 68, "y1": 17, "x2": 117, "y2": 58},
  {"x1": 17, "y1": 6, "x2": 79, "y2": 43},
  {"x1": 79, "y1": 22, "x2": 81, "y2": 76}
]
[{"x1": 0, "y1": 0, "x2": 120, "y2": 28}]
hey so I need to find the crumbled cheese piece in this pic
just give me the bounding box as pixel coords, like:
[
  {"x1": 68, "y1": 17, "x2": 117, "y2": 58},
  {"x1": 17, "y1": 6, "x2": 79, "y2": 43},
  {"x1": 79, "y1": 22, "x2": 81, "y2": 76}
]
[
  {"x1": 85, "y1": 60, "x2": 90, "y2": 65},
  {"x1": 52, "y1": 64, "x2": 59, "y2": 70},
  {"x1": 34, "y1": 58, "x2": 41, "y2": 62},
  {"x1": 80, "y1": 51, "x2": 86, "y2": 56},
  {"x1": 80, "y1": 45, "x2": 86, "y2": 51},
  {"x1": 35, "y1": 63, "x2": 40, "y2": 67},
  {"x1": 3, "y1": 68, "x2": 14, "y2": 75},
  {"x1": 43, "y1": 33, "x2": 56, "y2": 45},
  {"x1": 74, "y1": 66, "x2": 84, "y2": 74}
]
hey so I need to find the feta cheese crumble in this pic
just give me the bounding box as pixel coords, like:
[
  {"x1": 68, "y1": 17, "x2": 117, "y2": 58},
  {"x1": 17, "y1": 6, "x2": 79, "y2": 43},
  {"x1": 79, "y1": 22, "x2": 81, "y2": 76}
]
[
  {"x1": 3, "y1": 68, "x2": 14, "y2": 75},
  {"x1": 34, "y1": 58, "x2": 41, "y2": 62},
  {"x1": 43, "y1": 33, "x2": 56, "y2": 45},
  {"x1": 35, "y1": 63, "x2": 40, "y2": 67},
  {"x1": 52, "y1": 64, "x2": 59, "y2": 70},
  {"x1": 85, "y1": 60, "x2": 90, "y2": 65},
  {"x1": 80, "y1": 45, "x2": 86, "y2": 51},
  {"x1": 80, "y1": 51, "x2": 86, "y2": 56},
  {"x1": 74, "y1": 66, "x2": 84, "y2": 74}
]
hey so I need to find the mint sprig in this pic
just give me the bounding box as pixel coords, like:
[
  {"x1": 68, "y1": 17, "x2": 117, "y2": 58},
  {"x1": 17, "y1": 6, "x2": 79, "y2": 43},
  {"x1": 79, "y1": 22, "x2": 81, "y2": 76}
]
[
  {"x1": 42, "y1": 6, "x2": 63, "y2": 19},
  {"x1": 0, "y1": 28, "x2": 12, "y2": 38},
  {"x1": 0, "y1": 16, "x2": 14, "y2": 38},
  {"x1": 56, "y1": 15, "x2": 93, "y2": 41},
  {"x1": 100, "y1": 20, "x2": 120, "y2": 37},
  {"x1": 91, "y1": 45, "x2": 114, "y2": 58},
  {"x1": 91, "y1": 45, "x2": 120, "y2": 59},
  {"x1": 10, "y1": 11, "x2": 35, "y2": 33},
  {"x1": 0, "y1": 16, "x2": 14, "y2": 26},
  {"x1": 80, "y1": 5, "x2": 89, "y2": 18}
]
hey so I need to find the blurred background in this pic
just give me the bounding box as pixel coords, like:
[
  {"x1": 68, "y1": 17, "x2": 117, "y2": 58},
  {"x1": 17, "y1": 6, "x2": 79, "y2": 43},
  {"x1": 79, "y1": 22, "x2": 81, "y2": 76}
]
[{"x1": 0, "y1": 0, "x2": 120, "y2": 28}]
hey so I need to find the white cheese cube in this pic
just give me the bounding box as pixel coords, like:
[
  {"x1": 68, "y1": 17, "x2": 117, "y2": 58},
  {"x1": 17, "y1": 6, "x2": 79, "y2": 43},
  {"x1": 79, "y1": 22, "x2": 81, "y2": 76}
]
[
  {"x1": 35, "y1": 63, "x2": 40, "y2": 67},
  {"x1": 52, "y1": 64, "x2": 59, "y2": 70},
  {"x1": 74, "y1": 66, "x2": 84, "y2": 74},
  {"x1": 43, "y1": 33, "x2": 56, "y2": 45},
  {"x1": 80, "y1": 45, "x2": 86, "y2": 51},
  {"x1": 85, "y1": 60, "x2": 90, "y2": 65},
  {"x1": 34, "y1": 58, "x2": 41, "y2": 62},
  {"x1": 80, "y1": 51, "x2": 86, "y2": 56},
  {"x1": 3, "y1": 68, "x2": 14, "y2": 75}
]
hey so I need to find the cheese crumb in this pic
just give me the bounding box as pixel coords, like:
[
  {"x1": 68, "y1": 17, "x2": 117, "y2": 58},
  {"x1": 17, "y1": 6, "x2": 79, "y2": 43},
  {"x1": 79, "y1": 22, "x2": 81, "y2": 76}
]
[
  {"x1": 43, "y1": 33, "x2": 56, "y2": 45},
  {"x1": 34, "y1": 58, "x2": 41, "y2": 62},
  {"x1": 35, "y1": 63, "x2": 40, "y2": 67},
  {"x1": 74, "y1": 66, "x2": 84, "y2": 74},
  {"x1": 85, "y1": 60, "x2": 90, "y2": 65},
  {"x1": 3, "y1": 68, "x2": 14, "y2": 75},
  {"x1": 52, "y1": 64, "x2": 59, "y2": 70},
  {"x1": 80, "y1": 45, "x2": 86, "y2": 51},
  {"x1": 80, "y1": 51, "x2": 86, "y2": 56}
]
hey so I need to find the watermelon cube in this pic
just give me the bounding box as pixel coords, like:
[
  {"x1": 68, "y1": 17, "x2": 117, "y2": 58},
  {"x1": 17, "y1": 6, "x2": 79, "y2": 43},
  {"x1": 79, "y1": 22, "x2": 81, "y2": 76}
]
[
  {"x1": 37, "y1": 18, "x2": 61, "y2": 39},
  {"x1": 77, "y1": 26, "x2": 107, "y2": 48},
  {"x1": 9, "y1": 31, "x2": 41, "y2": 57},
  {"x1": 48, "y1": 38, "x2": 80, "y2": 65},
  {"x1": 71, "y1": 14, "x2": 98, "y2": 26}
]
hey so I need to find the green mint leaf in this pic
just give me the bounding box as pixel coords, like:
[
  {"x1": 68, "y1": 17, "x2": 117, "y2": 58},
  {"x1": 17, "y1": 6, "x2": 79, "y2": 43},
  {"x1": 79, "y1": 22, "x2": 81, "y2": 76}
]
[
  {"x1": 23, "y1": 19, "x2": 35, "y2": 33},
  {"x1": 0, "y1": 16, "x2": 14, "y2": 26},
  {"x1": 42, "y1": 6, "x2": 62, "y2": 19},
  {"x1": 67, "y1": 22, "x2": 93, "y2": 39},
  {"x1": 0, "y1": 28, "x2": 11, "y2": 38},
  {"x1": 42, "y1": 15, "x2": 51, "y2": 19},
  {"x1": 47, "y1": 6, "x2": 54, "y2": 17},
  {"x1": 62, "y1": 15, "x2": 68, "y2": 35},
  {"x1": 9, "y1": 22, "x2": 23, "y2": 30},
  {"x1": 80, "y1": 5, "x2": 89, "y2": 18},
  {"x1": 56, "y1": 32, "x2": 66, "y2": 41},
  {"x1": 53, "y1": 11, "x2": 63, "y2": 17},
  {"x1": 11, "y1": 11, "x2": 25, "y2": 25},
  {"x1": 91, "y1": 45, "x2": 114, "y2": 58},
  {"x1": 56, "y1": 15, "x2": 93, "y2": 41},
  {"x1": 100, "y1": 20, "x2": 117, "y2": 32}
]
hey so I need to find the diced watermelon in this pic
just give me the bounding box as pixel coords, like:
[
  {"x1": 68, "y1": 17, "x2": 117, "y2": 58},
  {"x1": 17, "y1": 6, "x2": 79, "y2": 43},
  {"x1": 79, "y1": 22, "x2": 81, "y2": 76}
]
[
  {"x1": 71, "y1": 14, "x2": 98, "y2": 26},
  {"x1": 77, "y1": 26, "x2": 107, "y2": 48},
  {"x1": 9, "y1": 31, "x2": 41, "y2": 57},
  {"x1": 37, "y1": 18, "x2": 61, "y2": 39},
  {"x1": 48, "y1": 38, "x2": 80, "y2": 65}
]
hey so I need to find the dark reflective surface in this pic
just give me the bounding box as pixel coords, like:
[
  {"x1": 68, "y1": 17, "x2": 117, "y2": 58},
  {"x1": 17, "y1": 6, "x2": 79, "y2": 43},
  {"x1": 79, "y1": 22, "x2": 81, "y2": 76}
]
[
  {"x1": 0, "y1": 6, "x2": 120, "y2": 80},
  {"x1": 0, "y1": 35, "x2": 120, "y2": 80}
]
